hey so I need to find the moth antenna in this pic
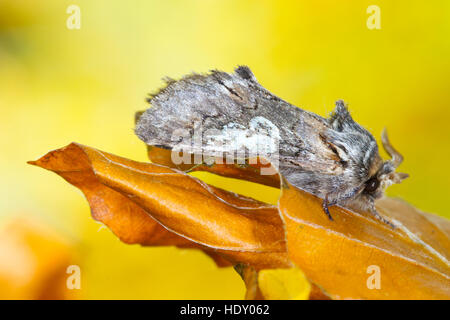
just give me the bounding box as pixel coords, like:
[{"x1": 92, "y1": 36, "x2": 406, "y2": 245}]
[
  {"x1": 390, "y1": 172, "x2": 409, "y2": 183},
  {"x1": 381, "y1": 128, "x2": 403, "y2": 168}
]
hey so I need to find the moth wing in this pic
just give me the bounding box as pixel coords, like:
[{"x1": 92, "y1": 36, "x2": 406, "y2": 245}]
[
  {"x1": 136, "y1": 66, "x2": 292, "y2": 159},
  {"x1": 136, "y1": 66, "x2": 350, "y2": 176}
]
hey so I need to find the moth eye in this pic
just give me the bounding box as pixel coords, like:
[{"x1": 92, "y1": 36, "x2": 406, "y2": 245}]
[{"x1": 365, "y1": 177, "x2": 380, "y2": 193}]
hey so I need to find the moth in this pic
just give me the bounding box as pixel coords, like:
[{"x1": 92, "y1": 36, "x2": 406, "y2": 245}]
[{"x1": 135, "y1": 66, "x2": 408, "y2": 225}]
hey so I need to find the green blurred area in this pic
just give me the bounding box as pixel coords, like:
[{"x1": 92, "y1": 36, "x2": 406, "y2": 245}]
[{"x1": 0, "y1": 0, "x2": 449, "y2": 299}]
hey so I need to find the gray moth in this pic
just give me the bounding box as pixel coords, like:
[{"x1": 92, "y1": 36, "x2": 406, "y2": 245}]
[{"x1": 135, "y1": 66, "x2": 408, "y2": 225}]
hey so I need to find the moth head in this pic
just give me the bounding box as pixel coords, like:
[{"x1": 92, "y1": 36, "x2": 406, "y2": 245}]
[{"x1": 363, "y1": 128, "x2": 409, "y2": 199}]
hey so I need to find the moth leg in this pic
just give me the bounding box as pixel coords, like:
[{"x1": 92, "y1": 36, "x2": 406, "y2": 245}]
[
  {"x1": 322, "y1": 196, "x2": 335, "y2": 221},
  {"x1": 368, "y1": 202, "x2": 396, "y2": 228}
]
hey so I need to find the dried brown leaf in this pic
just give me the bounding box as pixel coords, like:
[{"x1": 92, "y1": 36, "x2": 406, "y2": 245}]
[
  {"x1": 29, "y1": 143, "x2": 290, "y2": 269},
  {"x1": 279, "y1": 181, "x2": 450, "y2": 299}
]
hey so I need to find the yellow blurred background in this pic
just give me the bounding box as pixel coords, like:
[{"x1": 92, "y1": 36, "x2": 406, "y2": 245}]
[{"x1": 0, "y1": 0, "x2": 449, "y2": 299}]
